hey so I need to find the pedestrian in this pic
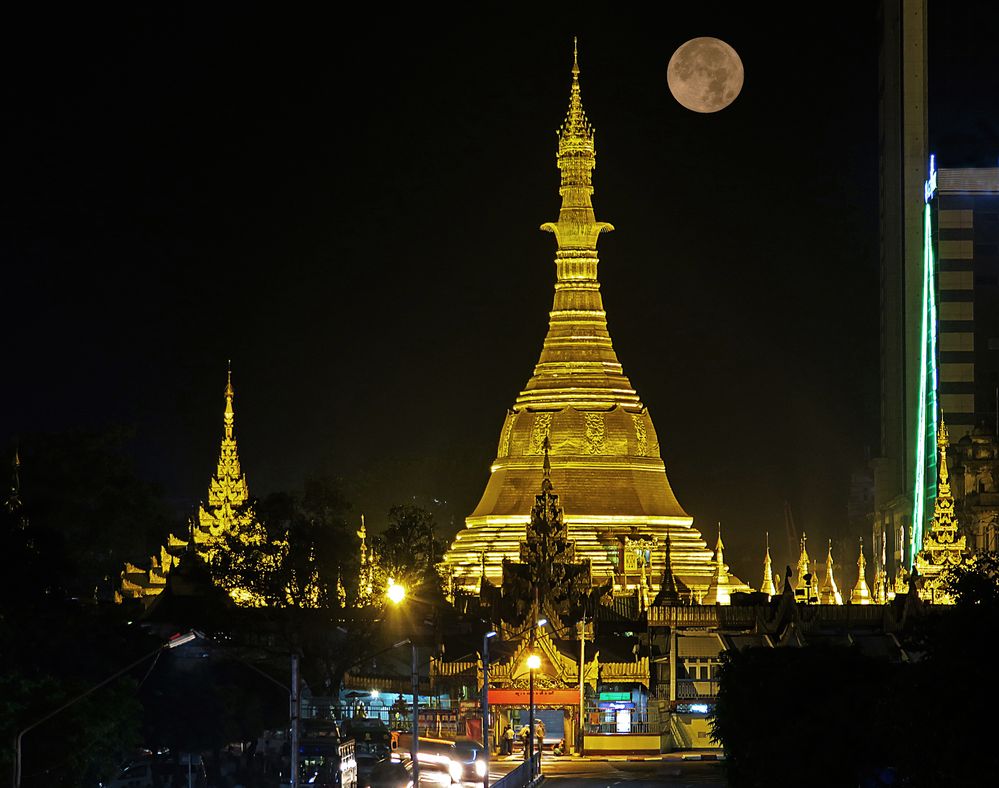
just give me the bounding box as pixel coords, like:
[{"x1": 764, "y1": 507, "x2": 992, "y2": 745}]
[
  {"x1": 518, "y1": 724, "x2": 531, "y2": 759},
  {"x1": 503, "y1": 725, "x2": 514, "y2": 755},
  {"x1": 534, "y1": 718, "x2": 545, "y2": 754}
]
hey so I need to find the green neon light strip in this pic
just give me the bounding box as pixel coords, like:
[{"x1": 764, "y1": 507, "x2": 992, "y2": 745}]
[
  {"x1": 927, "y1": 201, "x2": 938, "y2": 521},
  {"x1": 912, "y1": 201, "x2": 937, "y2": 566}
]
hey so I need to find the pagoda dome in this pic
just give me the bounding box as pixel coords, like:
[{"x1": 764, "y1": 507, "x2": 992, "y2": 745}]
[{"x1": 474, "y1": 405, "x2": 686, "y2": 520}]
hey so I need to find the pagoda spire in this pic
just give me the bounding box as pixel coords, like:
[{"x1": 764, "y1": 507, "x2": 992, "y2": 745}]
[
  {"x1": 653, "y1": 535, "x2": 691, "y2": 606},
  {"x1": 224, "y1": 361, "x2": 235, "y2": 441},
  {"x1": 198, "y1": 367, "x2": 251, "y2": 544},
  {"x1": 760, "y1": 532, "x2": 776, "y2": 597},
  {"x1": 521, "y1": 39, "x2": 636, "y2": 411},
  {"x1": 705, "y1": 523, "x2": 735, "y2": 605},
  {"x1": 819, "y1": 539, "x2": 843, "y2": 605},
  {"x1": 913, "y1": 411, "x2": 969, "y2": 602},
  {"x1": 851, "y1": 537, "x2": 872, "y2": 605}
]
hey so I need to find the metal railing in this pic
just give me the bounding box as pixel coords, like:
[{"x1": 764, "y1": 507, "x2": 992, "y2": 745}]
[
  {"x1": 582, "y1": 703, "x2": 662, "y2": 734},
  {"x1": 492, "y1": 752, "x2": 541, "y2": 788},
  {"x1": 675, "y1": 679, "x2": 719, "y2": 700}
]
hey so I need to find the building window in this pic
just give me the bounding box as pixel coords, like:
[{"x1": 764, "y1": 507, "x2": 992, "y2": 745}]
[
  {"x1": 940, "y1": 270, "x2": 974, "y2": 290},
  {"x1": 939, "y1": 301, "x2": 974, "y2": 320},
  {"x1": 940, "y1": 332, "x2": 975, "y2": 351}
]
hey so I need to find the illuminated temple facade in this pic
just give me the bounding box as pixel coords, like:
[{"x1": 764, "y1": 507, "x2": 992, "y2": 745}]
[
  {"x1": 442, "y1": 45, "x2": 748, "y2": 600},
  {"x1": 119, "y1": 370, "x2": 272, "y2": 605}
]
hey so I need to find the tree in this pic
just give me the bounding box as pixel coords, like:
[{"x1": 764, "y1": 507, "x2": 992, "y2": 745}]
[
  {"x1": 372, "y1": 504, "x2": 444, "y2": 588},
  {"x1": 209, "y1": 475, "x2": 355, "y2": 608},
  {"x1": 10, "y1": 428, "x2": 173, "y2": 598}
]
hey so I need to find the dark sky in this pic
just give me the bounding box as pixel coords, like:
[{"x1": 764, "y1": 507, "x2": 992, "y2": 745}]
[{"x1": 4, "y1": 3, "x2": 998, "y2": 583}]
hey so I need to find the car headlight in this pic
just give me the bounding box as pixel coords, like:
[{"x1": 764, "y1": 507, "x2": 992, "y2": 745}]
[
  {"x1": 448, "y1": 760, "x2": 463, "y2": 782},
  {"x1": 474, "y1": 760, "x2": 487, "y2": 778}
]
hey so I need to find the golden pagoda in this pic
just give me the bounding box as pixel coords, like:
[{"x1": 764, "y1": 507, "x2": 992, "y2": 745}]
[
  {"x1": 759, "y1": 532, "x2": 777, "y2": 598},
  {"x1": 850, "y1": 538, "x2": 872, "y2": 605},
  {"x1": 704, "y1": 524, "x2": 752, "y2": 604},
  {"x1": 913, "y1": 415, "x2": 969, "y2": 603},
  {"x1": 120, "y1": 369, "x2": 282, "y2": 606},
  {"x1": 818, "y1": 539, "x2": 843, "y2": 605},
  {"x1": 793, "y1": 534, "x2": 818, "y2": 603},
  {"x1": 443, "y1": 42, "x2": 732, "y2": 598}
]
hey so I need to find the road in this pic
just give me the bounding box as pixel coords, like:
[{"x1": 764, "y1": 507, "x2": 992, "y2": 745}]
[{"x1": 537, "y1": 758, "x2": 728, "y2": 788}]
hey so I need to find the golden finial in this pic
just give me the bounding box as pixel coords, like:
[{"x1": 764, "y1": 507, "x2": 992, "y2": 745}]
[
  {"x1": 223, "y1": 366, "x2": 235, "y2": 440},
  {"x1": 572, "y1": 36, "x2": 579, "y2": 76},
  {"x1": 760, "y1": 531, "x2": 776, "y2": 597}
]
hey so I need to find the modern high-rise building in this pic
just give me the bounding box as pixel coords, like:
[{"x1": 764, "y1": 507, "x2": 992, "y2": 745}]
[
  {"x1": 873, "y1": 0, "x2": 929, "y2": 583},
  {"x1": 930, "y1": 165, "x2": 999, "y2": 439}
]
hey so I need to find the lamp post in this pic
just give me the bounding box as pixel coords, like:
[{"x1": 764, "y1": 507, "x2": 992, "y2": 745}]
[
  {"x1": 481, "y1": 631, "x2": 497, "y2": 788},
  {"x1": 526, "y1": 654, "x2": 540, "y2": 780},
  {"x1": 13, "y1": 630, "x2": 200, "y2": 788},
  {"x1": 386, "y1": 581, "x2": 419, "y2": 787}
]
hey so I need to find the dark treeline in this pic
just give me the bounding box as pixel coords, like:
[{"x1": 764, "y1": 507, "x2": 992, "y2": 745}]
[
  {"x1": 711, "y1": 554, "x2": 999, "y2": 787},
  {"x1": 1, "y1": 428, "x2": 445, "y2": 786}
]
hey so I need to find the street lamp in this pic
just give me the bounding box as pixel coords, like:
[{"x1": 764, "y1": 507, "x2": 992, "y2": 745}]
[
  {"x1": 387, "y1": 581, "x2": 419, "y2": 788},
  {"x1": 526, "y1": 653, "x2": 541, "y2": 779},
  {"x1": 386, "y1": 579, "x2": 406, "y2": 605},
  {"x1": 481, "y1": 631, "x2": 497, "y2": 788},
  {"x1": 13, "y1": 630, "x2": 201, "y2": 788}
]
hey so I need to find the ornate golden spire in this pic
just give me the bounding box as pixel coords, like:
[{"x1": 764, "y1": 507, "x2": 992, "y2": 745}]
[
  {"x1": 224, "y1": 362, "x2": 235, "y2": 441},
  {"x1": 851, "y1": 537, "x2": 872, "y2": 604},
  {"x1": 760, "y1": 532, "x2": 776, "y2": 597},
  {"x1": 199, "y1": 367, "x2": 251, "y2": 544},
  {"x1": 523, "y1": 39, "x2": 635, "y2": 411},
  {"x1": 794, "y1": 533, "x2": 818, "y2": 603},
  {"x1": 819, "y1": 539, "x2": 843, "y2": 604},
  {"x1": 705, "y1": 523, "x2": 738, "y2": 604},
  {"x1": 913, "y1": 411, "x2": 968, "y2": 602},
  {"x1": 357, "y1": 515, "x2": 374, "y2": 604}
]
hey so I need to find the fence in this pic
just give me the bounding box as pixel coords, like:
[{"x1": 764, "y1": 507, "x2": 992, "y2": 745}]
[
  {"x1": 583, "y1": 703, "x2": 661, "y2": 734},
  {"x1": 492, "y1": 752, "x2": 541, "y2": 788}
]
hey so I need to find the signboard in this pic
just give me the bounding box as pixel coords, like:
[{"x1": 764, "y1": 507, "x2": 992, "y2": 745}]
[
  {"x1": 598, "y1": 692, "x2": 630, "y2": 701},
  {"x1": 598, "y1": 701, "x2": 635, "y2": 711},
  {"x1": 488, "y1": 689, "x2": 579, "y2": 706}
]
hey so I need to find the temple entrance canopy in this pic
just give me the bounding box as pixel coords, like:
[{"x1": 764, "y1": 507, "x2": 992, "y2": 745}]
[{"x1": 443, "y1": 44, "x2": 743, "y2": 600}]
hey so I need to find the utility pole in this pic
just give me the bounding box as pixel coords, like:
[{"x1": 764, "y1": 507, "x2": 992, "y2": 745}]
[
  {"x1": 481, "y1": 631, "x2": 497, "y2": 788},
  {"x1": 411, "y1": 642, "x2": 420, "y2": 788},
  {"x1": 578, "y1": 616, "x2": 585, "y2": 755},
  {"x1": 290, "y1": 652, "x2": 300, "y2": 788}
]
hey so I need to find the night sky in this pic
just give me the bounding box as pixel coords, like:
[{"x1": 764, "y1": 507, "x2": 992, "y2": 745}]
[{"x1": 5, "y1": 3, "x2": 999, "y2": 582}]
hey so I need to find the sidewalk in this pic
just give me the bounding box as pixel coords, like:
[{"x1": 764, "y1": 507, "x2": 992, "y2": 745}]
[{"x1": 498, "y1": 750, "x2": 725, "y2": 763}]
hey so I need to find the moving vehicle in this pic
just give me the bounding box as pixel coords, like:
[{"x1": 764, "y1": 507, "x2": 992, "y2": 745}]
[
  {"x1": 342, "y1": 718, "x2": 392, "y2": 759},
  {"x1": 363, "y1": 757, "x2": 414, "y2": 788},
  {"x1": 299, "y1": 720, "x2": 358, "y2": 788},
  {"x1": 450, "y1": 738, "x2": 488, "y2": 783},
  {"x1": 395, "y1": 737, "x2": 459, "y2": 785}
]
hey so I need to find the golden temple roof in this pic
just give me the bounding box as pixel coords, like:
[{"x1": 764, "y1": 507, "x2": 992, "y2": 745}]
[
  {"x1": 913, "y1": 413, "x2": 969, "y2": 603},
  {"x1": 443, "y1": 43, "x2": 731, "y2": 598}
]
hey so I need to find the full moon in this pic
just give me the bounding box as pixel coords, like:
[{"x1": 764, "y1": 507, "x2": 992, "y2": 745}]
[{"x1": 667, "y1": 37, "x2": 744, "y2": 113}]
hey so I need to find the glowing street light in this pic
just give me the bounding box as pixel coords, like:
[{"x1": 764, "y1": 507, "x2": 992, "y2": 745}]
[
  {"x1": 482, "y1": 631, "x2": 498, "y2": 788},
  {"x1": 386, "y1": 579, "x2": 406, "y2": 605},
  {"x1": 527, "y1": 653, "x2": 541, "y2": 779}
]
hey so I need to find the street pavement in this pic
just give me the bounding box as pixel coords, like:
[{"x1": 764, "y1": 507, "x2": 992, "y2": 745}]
[{"x1": 534, "y1": 757, "x2": 728, "y2": 787}]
